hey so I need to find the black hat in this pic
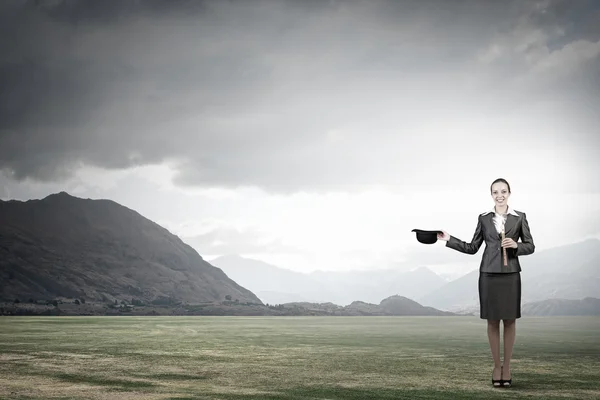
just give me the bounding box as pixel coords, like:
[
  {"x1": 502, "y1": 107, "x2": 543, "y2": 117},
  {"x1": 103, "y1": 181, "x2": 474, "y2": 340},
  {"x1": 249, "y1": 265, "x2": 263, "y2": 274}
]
[{"x1": 411, "y1": 229, "x2": 443, "y2": 244}]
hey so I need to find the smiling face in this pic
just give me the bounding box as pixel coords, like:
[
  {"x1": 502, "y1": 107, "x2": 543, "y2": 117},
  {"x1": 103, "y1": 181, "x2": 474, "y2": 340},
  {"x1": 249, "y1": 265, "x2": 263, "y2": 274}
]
[{"x1": 491, "y1": 181, "x2": 511, "y2": 209}]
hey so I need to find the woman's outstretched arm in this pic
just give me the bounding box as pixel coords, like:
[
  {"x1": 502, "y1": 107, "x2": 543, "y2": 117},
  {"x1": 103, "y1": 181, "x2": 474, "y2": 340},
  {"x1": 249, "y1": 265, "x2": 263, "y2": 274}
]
[{"x1": 444, "y1": 216, "x2": 484, "y2": 255}]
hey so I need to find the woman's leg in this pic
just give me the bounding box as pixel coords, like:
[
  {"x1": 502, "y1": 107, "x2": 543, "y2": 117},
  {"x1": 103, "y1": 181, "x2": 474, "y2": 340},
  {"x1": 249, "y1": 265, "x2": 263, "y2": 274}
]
[
  {"x1": 488, "y1": 320, "x2": 502, "y2": 382},
  {"x1": 502, "y1": 319, "x2": 516, "y2": 380}
]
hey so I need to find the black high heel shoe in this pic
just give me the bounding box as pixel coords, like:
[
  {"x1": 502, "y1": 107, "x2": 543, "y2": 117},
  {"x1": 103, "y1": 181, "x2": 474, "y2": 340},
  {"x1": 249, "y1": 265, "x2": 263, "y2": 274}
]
[
  {"x1": 501, "y1": 368, "x2": 512, "y2": 388},
  {"x1": 492, "y1": 366, "x2": 503, "y2": 388}
]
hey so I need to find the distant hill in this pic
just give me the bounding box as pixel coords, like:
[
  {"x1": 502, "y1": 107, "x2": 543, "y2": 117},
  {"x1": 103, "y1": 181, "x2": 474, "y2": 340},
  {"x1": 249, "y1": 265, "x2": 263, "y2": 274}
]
[
  {"x1": 277, "y1": 295, "x2": 455, "y2": 316},
  {"x1": 379, "y1": 295, "x2": 454, "y2": 316},
  {"x1": 418, "y1": 239, "x2": 600, "y2": 311},
  {"x1": 211, "y1": 255, "x2": 447, "y2": 305},
  {"x1": 0, "y1": 192, "x2": 261, "y2": 305},
  {"x1": 522, "y1": 297, "x2": 600, "y2": 316}
]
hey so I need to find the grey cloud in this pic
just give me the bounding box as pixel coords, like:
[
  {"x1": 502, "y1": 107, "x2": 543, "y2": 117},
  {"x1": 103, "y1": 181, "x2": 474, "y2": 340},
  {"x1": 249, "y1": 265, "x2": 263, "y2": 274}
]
[{"x1": 1, "y1": 0, "x2": 599, "y2": 193}]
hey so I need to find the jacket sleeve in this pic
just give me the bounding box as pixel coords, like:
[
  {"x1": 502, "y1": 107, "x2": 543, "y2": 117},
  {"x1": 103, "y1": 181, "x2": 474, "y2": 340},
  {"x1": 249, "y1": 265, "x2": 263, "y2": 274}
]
[
  {"x1": 516, "y1": 212, "x2": 535, "y2": 256},
  {"x1": 445, "y1": 215, "x2": 484, "y2": 255}
]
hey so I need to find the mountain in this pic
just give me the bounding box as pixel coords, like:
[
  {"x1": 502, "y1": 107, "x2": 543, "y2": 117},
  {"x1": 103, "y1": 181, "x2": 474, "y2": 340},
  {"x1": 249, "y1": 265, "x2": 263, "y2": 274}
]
[
  {"x1": 522, "y1": 297, "x2": 600, "y2": 316},
  {"x1": 417, "y1": 270, "x2": 480, "y2": 311},
  {"x1": 418, "y1": 239, "x2": 600, "y2": 311},
  {"x1": 210, "y1": 255, "x2": 447, "y2": 305},
  {"x1": 210, "y1": 255, "x2": 332, "y2": 304},
  {"x1": 0, "y1": 192, "x2": 261, "y2": 305}
]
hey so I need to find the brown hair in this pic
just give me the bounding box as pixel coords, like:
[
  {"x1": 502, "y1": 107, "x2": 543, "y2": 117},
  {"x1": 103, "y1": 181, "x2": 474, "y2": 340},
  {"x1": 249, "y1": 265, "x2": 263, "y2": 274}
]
[{"x1": 490, "y1": 178, "x2": 511, "y2": 193}]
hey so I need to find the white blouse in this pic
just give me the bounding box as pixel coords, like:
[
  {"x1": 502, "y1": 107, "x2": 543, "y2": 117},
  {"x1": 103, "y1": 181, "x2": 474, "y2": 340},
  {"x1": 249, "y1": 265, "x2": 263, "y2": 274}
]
[
  {"x1": 481, "y1": 207, "x2": 519, "y2": 233},
  {"x1": 491, "y1": 207, "x2": 519, "y2": 234}
]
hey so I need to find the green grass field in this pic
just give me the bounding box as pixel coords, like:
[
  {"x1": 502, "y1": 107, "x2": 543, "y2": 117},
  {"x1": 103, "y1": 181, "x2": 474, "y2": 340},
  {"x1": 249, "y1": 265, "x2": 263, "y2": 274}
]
[{"x1": 0, "y1": 316, "x2": 599, "y2": 399}]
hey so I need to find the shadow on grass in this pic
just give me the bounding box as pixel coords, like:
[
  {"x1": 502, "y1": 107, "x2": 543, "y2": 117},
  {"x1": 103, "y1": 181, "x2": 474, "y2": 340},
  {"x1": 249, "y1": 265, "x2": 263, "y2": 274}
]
[
  {"x1": 8, "y1": 397, "x2": 79, "y2": 400},
  {"x1": 185, "y1": 384, "x2": 600, "y2": 400},
  {"x1": 172, "y1": 387, "x2": 479, "y2": 400},
  {"x1": 53, "y1": 372, "x2": 156, "y2": 391},
  {"x1": 508, "y1": 372, "x2": 600, "y2": 391},
  {"x1": 146, "y1": 372, "x2": 212, "y2": 380}
]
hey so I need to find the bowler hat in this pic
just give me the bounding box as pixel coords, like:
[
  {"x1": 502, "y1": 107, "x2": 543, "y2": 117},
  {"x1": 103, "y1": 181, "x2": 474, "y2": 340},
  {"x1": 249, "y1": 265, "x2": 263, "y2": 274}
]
[{"x1": 411, "y1": 229, "x2": 443, "y2": 244}]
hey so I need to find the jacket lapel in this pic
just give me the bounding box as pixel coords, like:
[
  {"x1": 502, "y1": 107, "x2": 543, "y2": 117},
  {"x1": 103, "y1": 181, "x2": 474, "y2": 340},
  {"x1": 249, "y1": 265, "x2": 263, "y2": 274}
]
[
  {"x1": 504, "y1": 214, "x2": 518, "y2": 236},
  {"x1": 485, "y1": 213, "x2": 495, "y2": 235}
]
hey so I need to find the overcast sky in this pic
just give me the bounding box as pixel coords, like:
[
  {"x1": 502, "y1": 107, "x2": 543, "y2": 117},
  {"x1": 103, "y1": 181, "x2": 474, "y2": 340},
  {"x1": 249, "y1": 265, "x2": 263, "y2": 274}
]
[{"x1": 1, "y1": 0, "x2": 599, "y2": 278}]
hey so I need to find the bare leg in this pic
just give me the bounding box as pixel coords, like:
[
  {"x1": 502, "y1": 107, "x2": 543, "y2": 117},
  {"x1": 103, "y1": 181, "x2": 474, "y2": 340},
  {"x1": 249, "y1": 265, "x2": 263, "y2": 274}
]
[
  {"x1": 502, "y1": 319, "x2": 516, "y2": 381},
  {"x1": 487, "y1": 320, "x2": 502, "y2": 383}
]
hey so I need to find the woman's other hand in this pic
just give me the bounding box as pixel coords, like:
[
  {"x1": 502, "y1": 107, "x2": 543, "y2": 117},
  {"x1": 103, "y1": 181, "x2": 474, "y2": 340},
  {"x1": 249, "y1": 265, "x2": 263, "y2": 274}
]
[
  {"x1": 502, "y1": 238, "x2": 518, "y2": 248},
  {"x1": 437, "y1": 230, "x2": 450, "y2": 241}
]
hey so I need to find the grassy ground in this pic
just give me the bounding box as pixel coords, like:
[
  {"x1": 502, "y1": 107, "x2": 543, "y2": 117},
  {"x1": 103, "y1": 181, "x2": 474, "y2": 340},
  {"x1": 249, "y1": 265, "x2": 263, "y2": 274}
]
[{"x1": 0, "y1": 316, "x2": 599, "y2": 399}]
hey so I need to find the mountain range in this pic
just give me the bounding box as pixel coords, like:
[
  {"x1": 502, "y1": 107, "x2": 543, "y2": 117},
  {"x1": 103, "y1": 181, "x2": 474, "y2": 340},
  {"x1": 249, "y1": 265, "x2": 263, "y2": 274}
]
[
  {"x1": 418, "y1": 238, "x2": 600, "y2": 311},
  {"x1": 211, "y1": 238, "x2": 600, "y2": 311},
  {"x1": 1, "y1": 192, "x2": 598, "y2": 318},
  {"x1": 0, "y1": 192, "x2": 454, "y2": 317},
  {"x1": 210, "y1": 254, "x2": 447, "y2": 306}
]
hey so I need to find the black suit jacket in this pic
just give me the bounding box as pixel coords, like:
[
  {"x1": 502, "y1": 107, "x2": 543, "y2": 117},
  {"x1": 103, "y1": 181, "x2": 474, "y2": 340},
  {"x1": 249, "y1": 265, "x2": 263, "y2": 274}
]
[{"x1": 445, "y1": 210, "x2": 535, "y2": 273}]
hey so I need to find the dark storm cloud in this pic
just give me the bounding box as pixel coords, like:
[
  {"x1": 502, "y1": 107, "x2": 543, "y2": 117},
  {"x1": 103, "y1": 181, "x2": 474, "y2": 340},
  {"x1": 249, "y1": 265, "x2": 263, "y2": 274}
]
[
  {"x1": 529, "y1": 0, "x2": 600, "y2": 49},
  {"x1": 1, "y1": 0, "x2": 599, "y2": 192}
]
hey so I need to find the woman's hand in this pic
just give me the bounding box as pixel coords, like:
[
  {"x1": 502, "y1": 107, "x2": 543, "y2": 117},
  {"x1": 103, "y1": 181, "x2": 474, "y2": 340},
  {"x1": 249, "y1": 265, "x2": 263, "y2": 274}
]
[
  {"x1": 437, "y1": 230, "x2": 450, "y2": 242},
  {"x1": 502, "y1": 238, "x2": 518, "y2": 248}
]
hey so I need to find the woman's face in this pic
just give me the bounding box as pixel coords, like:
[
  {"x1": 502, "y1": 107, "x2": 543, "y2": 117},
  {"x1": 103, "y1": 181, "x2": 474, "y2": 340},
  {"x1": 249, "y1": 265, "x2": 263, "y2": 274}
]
[{"x1": 491, "y1": 182, "x2": 510, "y2": 208}]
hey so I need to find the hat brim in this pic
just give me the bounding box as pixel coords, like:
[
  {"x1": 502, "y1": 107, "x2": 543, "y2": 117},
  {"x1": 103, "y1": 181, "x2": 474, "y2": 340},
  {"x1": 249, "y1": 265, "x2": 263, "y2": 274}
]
[{"x1": 411, "y1": 229, "x2": 443, "y2": 245}]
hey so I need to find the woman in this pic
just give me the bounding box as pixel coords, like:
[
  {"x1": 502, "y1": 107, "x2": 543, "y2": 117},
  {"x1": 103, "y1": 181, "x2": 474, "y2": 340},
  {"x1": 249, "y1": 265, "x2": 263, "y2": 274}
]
[{"x1": 437, "y1": 178, "x2": 535, "y2": 388}]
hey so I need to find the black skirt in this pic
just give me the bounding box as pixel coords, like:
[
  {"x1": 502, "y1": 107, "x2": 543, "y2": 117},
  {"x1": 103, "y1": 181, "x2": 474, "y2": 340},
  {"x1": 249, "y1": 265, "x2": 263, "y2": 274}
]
[{"x1": 478, "y1": 272, "x2": 521, "y2": 320}]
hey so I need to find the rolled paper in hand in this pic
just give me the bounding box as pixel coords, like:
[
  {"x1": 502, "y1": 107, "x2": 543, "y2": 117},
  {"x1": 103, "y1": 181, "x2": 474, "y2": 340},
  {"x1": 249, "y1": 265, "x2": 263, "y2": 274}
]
[{"x1": 501, "y1": 230, "x2": 508, "y2": 266}]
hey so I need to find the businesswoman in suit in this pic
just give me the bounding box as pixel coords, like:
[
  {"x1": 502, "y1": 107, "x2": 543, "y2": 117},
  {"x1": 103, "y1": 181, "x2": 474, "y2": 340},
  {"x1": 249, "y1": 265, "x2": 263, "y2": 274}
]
[{"x1": 437, "y1": 178, "x2": 535, "y2": 388}]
